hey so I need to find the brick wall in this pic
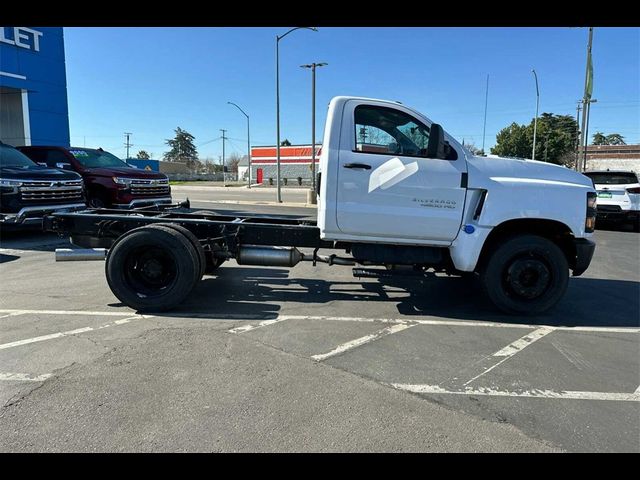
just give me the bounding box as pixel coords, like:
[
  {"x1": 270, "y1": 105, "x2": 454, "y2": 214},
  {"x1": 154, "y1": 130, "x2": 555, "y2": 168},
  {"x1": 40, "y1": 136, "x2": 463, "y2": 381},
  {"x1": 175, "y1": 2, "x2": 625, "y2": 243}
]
[{"x1": 586, "y1": 158, "x2": 640, "y2": 173}]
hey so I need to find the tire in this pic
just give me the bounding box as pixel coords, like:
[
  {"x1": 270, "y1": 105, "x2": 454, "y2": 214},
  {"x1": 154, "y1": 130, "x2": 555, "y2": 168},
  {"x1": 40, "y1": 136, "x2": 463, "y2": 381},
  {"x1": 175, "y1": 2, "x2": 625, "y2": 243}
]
[
  {"x1": 480, "y1": 234, "x2": 569, "y2": 315},
  {"x1": 88, "y1": 192, "x2": 107, "y2": 208},
  {"x1": 153, "y1": 223, "x2": 206, "y2": 280},
  {"x1": 105, "y1": 225, "x2": 200, "y2": 312}
]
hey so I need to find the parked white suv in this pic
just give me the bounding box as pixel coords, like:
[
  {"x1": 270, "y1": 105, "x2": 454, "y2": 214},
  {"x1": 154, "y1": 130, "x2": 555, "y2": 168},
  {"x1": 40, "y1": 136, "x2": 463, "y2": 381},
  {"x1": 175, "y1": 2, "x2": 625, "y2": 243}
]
[{"x1": 584, "y1": 170, "x2": 640, "y2": 231}]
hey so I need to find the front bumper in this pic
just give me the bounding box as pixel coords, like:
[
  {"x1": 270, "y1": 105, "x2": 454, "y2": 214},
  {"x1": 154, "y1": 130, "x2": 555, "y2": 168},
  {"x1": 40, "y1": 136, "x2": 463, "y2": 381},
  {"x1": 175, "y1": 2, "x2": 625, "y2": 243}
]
[
  {"x1": 572, "y1": 238, "x2": 596, "y2": 277},
  {"x1": 596, "y1": 207, "x2": 640, "y2": 222},
  {"x1": 0, "y1": 203, "x2": 86, "y2": 226},
  {"x1": 112, "y1": 197, "x2": 173, "y2": 209}
]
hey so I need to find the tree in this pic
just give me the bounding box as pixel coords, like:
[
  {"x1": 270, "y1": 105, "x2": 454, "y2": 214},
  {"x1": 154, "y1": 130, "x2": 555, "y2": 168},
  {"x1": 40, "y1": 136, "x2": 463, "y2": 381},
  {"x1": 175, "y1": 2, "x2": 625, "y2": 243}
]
[
  {"x1": 136, "y1": 150, "x2": 151, "y2": 160},
  {"x1": 605, "y1": 133, "x2": 626, "y2": 145},
  {"x1": 491, "y1": 123, "x2": 532, "y2": 159},
  {"x1": 462, "y1": 140, "x2": 484, "y2": 156},
  {"x1": 164, "y1": 128, "x2": 198, "y2": 170},
  {"x1": 226, "y1": 153, "x2": 241, "y2": 174},
  {"x1": 280, "y1": 139, "x2": 292, "y2": 146},
  {"x1": 592, "y1": 132, "x2": 607, "y2": 145},
  {"x1": 491, "y1": 113, "x2": 578, "y2": 165}
]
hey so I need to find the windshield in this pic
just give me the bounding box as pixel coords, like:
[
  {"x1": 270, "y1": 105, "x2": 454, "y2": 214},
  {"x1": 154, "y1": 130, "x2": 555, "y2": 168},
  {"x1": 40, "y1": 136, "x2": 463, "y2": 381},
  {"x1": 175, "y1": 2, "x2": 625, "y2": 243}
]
[
  {"x1": 69, "y1": 148, "x2": 129, "y2": 168},
  {"x1": 0, "y1": 144, "x2": 38, "y2": 168},
  {"x1": 584, "y1": 172, "x2": 639, "y2": 185}
]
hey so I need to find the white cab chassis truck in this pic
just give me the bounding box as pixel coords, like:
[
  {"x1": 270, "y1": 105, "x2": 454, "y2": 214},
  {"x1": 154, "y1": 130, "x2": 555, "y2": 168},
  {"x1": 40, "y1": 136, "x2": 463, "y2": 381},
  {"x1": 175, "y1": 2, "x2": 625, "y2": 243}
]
[{"x1": 46, "y1": 96, "x2": 597, "y2": 315}]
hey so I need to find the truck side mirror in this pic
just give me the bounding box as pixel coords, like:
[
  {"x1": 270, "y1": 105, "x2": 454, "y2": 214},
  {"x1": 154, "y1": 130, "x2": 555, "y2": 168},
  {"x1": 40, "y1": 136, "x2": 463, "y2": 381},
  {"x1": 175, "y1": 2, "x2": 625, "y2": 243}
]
[{"x1": 426, "y1": 123, "x2": 446, "y2": 159}]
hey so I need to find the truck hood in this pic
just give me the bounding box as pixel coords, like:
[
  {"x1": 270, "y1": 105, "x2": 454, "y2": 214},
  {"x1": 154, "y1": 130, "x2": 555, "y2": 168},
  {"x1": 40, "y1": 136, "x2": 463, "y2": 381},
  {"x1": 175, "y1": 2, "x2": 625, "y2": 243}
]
[
  {"x1": 467, "y1": 155, "x2": 594, "y2": 189},
  {"x1": 0, "y1": 165, "x2": 82, "y2": 181},
  {"x1": 83, "y1": 166, "x2": 167, "y2": 179}
]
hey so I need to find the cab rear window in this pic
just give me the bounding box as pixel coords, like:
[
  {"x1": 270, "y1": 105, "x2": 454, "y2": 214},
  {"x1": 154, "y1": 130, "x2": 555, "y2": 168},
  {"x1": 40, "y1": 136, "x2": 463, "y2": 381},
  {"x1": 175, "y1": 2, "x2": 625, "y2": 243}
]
[{"x1": 584, "y1": 172, "x2": 638, "y2": 185}]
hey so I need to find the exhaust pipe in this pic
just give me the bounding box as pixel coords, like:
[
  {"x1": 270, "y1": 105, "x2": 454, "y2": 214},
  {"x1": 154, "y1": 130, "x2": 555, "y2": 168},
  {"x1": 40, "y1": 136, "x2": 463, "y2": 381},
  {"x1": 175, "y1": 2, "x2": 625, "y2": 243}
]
[
  {"x1": 236, "y1": 246, "x2": 305, "y2": 267},
  {"x1": 55, "y1": 248, "x2": 107, "y2": 262},
  {"x1": 235, "y1": 245, "x2": 356, "y2": 267}
]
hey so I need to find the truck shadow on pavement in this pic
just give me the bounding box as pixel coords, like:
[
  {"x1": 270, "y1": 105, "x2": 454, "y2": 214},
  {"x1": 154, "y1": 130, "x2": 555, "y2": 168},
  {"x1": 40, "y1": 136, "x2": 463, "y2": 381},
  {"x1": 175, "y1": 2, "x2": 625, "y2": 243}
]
[
  {"x1": 0, "y1": 229, "x2": 68, "y2": 254},
  {"x1": 165, "y1": 266, "x2": 640, "y2": 328}
]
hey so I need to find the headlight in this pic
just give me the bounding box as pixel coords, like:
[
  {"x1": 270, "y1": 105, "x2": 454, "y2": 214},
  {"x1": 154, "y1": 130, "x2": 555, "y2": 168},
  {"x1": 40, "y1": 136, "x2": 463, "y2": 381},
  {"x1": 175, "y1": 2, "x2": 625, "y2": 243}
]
[
  {"x1": 0, "y1": 178, "x2": 23, "y2": 187},
  {"x1": 112, "y1": 177, "x2": 134, "y2": 186}
]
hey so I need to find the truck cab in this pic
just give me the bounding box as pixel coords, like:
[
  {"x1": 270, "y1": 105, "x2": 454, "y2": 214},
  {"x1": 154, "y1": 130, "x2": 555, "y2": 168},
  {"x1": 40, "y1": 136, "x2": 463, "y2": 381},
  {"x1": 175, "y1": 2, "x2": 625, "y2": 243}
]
[
  {"x1": 17, "y1": 146, "x2": 172, "y2": 209},
  {"x1": 319, "y1": 96, "x2": 595, "y2": 269}
]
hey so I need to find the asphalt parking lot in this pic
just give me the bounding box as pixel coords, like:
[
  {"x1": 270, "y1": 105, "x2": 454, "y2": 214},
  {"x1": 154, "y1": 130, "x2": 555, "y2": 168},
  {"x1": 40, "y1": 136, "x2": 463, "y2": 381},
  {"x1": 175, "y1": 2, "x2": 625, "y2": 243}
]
[{"x1": 0, "y1": 199, "x2": 638, "y2": 452}]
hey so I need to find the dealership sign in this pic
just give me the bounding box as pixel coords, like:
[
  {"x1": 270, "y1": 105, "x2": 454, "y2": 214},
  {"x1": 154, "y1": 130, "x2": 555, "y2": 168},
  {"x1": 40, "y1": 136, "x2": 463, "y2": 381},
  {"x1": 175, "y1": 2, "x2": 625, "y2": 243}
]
[{"x1": 0, "y1": 27, "x2": 43, "y2": 52}]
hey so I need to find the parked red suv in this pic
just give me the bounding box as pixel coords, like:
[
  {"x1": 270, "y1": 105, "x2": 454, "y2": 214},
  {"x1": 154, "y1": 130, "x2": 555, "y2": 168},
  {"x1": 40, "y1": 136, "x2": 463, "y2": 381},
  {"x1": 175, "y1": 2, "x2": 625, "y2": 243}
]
[{"x1": 17, "y1": 146, "x2": 172, "y2": 208}]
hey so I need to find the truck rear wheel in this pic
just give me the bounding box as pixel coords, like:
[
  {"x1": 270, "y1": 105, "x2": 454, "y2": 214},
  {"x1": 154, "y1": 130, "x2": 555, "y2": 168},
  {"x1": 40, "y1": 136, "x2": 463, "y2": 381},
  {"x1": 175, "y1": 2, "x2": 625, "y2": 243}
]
[
  {"x1": 480, "y1": 234, "x2": 568, "y2": 315},
  {"x1": 153, "y1": 223, "x2": 206, "y2": 280},
  {"x1": 105, "y1": 225, "x2": 200, "y2": 312}
]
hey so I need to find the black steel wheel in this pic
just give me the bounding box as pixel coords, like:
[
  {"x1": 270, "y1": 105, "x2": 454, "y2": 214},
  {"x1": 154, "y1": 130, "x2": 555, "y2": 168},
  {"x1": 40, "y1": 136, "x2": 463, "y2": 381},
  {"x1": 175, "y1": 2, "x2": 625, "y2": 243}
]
[
  {"x1": 105, "y1": 225, "x2": 200, "y2": 312},
  {"x1": 480, "y1": 234, "x2": 569, "y2": 315}
]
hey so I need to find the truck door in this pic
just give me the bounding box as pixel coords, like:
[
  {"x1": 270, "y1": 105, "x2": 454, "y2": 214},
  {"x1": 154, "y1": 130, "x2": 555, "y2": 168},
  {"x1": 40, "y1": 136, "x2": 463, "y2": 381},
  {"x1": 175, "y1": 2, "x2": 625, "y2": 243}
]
[{"x1": 336, "y1": 101, "x2": 467, "y2": 244}]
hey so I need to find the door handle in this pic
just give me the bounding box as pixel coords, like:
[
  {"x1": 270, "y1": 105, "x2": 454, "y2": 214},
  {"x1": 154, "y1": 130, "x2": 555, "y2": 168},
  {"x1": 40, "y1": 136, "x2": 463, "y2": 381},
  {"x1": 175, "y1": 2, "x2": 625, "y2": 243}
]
[{"x1": 343, "y1": 163, "x2": 371, "y2": 170}]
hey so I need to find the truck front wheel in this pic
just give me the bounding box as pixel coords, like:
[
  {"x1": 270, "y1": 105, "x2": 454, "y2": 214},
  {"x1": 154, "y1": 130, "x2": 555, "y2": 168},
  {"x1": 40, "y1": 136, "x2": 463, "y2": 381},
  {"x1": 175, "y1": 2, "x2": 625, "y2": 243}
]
[
  {"x1": 105, "y1": 226, "x2": 200, "y2": 312},
  {"x1": 480, "y1": 235, "x2": 569, "y2": 315}
]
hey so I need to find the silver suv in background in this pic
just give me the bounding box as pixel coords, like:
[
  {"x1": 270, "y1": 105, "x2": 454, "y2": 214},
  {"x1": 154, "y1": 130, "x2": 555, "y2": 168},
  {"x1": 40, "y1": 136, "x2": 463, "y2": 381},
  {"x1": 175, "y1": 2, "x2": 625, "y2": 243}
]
[{"x1": 584, "y1": 170, "x2": 640, "y2": 231}]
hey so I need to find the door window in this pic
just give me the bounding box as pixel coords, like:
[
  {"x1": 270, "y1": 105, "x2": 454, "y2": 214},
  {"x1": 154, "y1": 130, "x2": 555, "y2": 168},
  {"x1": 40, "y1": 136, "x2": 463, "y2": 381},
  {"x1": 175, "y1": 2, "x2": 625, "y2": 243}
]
[{"x1": 354, "y1": 105, "x2": 457, "y2": 160}]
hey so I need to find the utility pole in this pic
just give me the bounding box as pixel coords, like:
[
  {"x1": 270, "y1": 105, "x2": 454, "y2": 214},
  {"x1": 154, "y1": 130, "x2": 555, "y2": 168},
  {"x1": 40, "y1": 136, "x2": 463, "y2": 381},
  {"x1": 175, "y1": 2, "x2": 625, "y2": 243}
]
[
  {"x1": 301, "y1": 62, "x2": 328, "y2": 202},
  {"x1": 482, "y1": 75, "x2": 489, "y2": 155},
  {"x1": 578, "y1": 27, "x2": 594, "y2": 172},
  {"x1": 574, "y1": 100, "x2": 583, "y2": 170},
  {"x1": 124, "y1": 132, "x2": 132, "y2": 160},
  {"x1": 582, "y1": 98, "x2": 597, "y2": 171},
  {"x1": 531, "y1": 69, "x2": 540, "y2": 161},
  {"x1": 220, "y1": 129, "x2": 227, "y2": 179}
]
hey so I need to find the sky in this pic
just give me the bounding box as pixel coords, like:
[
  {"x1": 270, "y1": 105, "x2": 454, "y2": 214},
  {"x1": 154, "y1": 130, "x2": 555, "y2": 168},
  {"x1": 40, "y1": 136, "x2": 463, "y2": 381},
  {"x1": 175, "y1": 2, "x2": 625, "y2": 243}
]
[{"x1": 63, "y1": 27, "x2": 640, "y2": 161}]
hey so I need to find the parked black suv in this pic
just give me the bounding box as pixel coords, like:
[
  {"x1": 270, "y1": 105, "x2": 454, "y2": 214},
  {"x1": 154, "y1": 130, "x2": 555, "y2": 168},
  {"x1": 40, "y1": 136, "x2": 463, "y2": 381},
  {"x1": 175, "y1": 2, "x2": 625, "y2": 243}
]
[{"x1": 0, "y1": 142, "x2": 85, "y2": 228}]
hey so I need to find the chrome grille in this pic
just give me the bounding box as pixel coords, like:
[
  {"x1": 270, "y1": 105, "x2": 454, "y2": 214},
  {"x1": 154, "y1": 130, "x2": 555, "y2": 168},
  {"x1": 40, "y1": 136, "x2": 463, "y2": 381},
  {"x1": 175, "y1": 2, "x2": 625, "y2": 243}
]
[
  {"x1": 20, "y1": 179, "x2": 83, "y2": 202},
  {"x1": 131, "y1": 186, "x2": 171, "y2": 195},
  {"x1": 129, "y1": 179, "x2": 170, "y2": 196}
]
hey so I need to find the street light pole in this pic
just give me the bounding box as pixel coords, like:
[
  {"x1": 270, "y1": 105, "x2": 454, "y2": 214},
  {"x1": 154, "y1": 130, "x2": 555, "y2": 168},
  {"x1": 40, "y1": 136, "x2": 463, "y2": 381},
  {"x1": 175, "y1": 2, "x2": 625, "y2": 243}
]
[
  {"x1": 574, "y1": 100, "x2": 583, "y2": 171},
  {"x1": 301, "y1": 62, "x2": 328, "y2": 200},
  {"x1": 276, "y1": 27, "x2": 318, "y2": 203},
  {"x1": 531, "y1": 69, "x2": 540, "y2": 161},
  {"x1": 481, "y1": 74, "x2": 489, "y2": 155},
  {"x1": 228, "y1": 102, "x2": 251, "y2": 188}
]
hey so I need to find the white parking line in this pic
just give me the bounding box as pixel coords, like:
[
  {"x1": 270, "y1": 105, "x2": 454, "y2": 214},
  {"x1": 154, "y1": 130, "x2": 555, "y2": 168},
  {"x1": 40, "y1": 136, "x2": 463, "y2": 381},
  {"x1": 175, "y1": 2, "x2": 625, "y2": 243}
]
[
  {"x1": 2, "y1": 310, "x2": 637, "y2": 334},
  {"x1": 0, "y1": 248, "x2": 41, "y2": 256},
  {"x1": 228, "y1": 317, "x2": 290, "y2": 334},
  {"x1": 0, "y1": 372, "x2": 52, "y2": 382},
  {"x1": 311, "y1": 323, "x2": 414, "y2": 362},
  {"x1": 463, "y1": 327, "x2": 554, "y2": 386},
  {"x1": 492, "y1": 327, "x2": 555, "y2": 357},
  {"x1": 0, "y1": 312, "x2": 26, "y2": 319},
  {"x1": 391, "y1": 383, "x2": 640, "y2": 403},
  {"x1": 225, "y1": 314, "x2": 639, "y2": 334},
  {"x1": 0, "y1": 309, "x2": 138, "y2": 317},
  {"x1": 0, "y1": 316, "x2": 151, "y2": 351}
]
